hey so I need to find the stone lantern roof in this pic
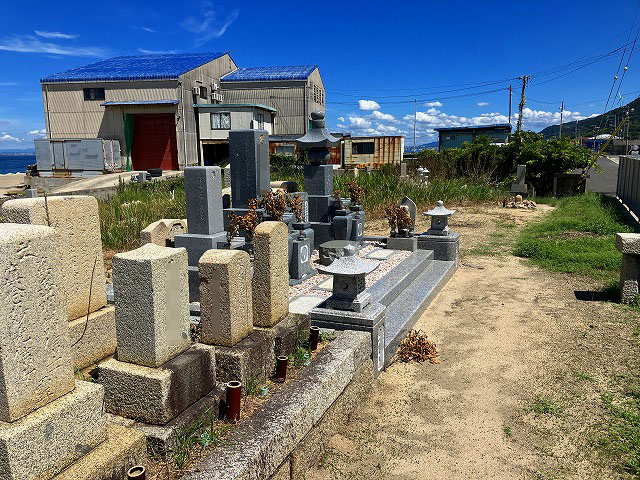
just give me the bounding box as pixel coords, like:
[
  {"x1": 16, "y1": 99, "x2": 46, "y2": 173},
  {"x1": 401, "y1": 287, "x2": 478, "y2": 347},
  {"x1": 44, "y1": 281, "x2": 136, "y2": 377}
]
[
  {"x1": 316, "y1": 244, "x2": 378, "y2": 276},
  {"x1": 424, "y1": 200, "x2": 455, "y2": 217},
  {"x1": 296, "y1": 111, "x2": 341, "y2": 149}
]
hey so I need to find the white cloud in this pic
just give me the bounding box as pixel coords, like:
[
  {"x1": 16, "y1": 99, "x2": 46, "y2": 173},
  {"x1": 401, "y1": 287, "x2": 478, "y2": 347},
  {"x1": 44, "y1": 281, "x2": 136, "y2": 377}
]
[
  {"x1": 425, "y1": 101, "x2": 443, "y2": 107},
  {"x1": 369, "y1": 110, "x2": 399, "y2": 123},
  {"x1": 337, "y1": 116, "x2": 345, "y2": 122},
  {"x1": 28, "y1": 129, "x2": 46, "y2": 136},
  {"x1": 182, "y1": 1, "x2": 239, "y2": 46},
  {"x1": 519, "y1": 107, "x2": 588, "y2": 127},
  {"x1": 0, "y1": 35, "x2": 107, "y2": 57},
  {"x1": 477, "y1": 101, "x2": 489, "y2": 107},
  {"x1": 358, "y1": 100, "x2": 380, "y2": 111},
  {"x1": 138, "y1": 48, "x2": 179, "y2": 55},
  {"x1": 0, "y1": 133, "x2": 21, "y2": 142},
  {"x1": 130, "y1": 26, "x2": 155, "y2": 33},
  {"x1": 35, "y1": 30, "x2": 78, "y2": 40}
]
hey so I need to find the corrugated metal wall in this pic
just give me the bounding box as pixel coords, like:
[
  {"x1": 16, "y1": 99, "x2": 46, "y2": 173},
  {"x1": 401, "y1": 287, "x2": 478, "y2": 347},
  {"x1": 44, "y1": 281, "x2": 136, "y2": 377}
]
[{"x1": 342, "y1": 136, "x2": 404, "y2": 167}]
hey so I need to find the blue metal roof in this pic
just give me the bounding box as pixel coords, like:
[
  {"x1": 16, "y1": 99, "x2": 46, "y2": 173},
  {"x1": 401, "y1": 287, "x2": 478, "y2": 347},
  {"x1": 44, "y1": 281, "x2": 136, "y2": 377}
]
[
  {"x1": 41, "y1": 52, "x2": 227, "y2": 83},
  {"x1": 221, "y1": 65, "x2": 317, "y2": 82},
  {"x1": 434, "y1": 123, "x2": 512, "y2": 132}
]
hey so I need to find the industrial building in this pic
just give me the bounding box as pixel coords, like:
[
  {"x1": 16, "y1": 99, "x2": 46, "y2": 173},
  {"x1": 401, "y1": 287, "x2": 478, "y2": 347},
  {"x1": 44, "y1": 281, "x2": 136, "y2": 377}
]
[
  {"x1": 37, "y1": 53, "x2": 325, "y2": 175},
  {"x1": 435, "y1": 124, "x2": 512, "y2": 150},
  {"x1": 330, "y1": 134, "x2": 404, "y2": 168}
]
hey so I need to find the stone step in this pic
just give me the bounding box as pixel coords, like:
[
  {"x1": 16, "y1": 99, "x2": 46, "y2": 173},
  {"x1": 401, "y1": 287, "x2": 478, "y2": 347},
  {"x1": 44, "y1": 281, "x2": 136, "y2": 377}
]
[
  {"x1": 383, "y1": 259, "x2": 456, "y2": 366},
  {"x1": 368, "y1": 250, "x2": 434, "y2": 306}
]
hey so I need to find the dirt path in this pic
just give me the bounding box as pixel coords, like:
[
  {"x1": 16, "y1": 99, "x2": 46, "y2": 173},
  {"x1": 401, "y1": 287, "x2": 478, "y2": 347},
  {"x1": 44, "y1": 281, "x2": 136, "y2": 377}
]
[{"x1": 308, "y1": 204, "x2": 640, "y2": 479}]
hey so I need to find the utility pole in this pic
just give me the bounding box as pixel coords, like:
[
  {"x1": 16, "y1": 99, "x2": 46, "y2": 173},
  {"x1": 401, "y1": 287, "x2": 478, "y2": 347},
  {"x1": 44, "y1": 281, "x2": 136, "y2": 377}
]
[
  {"x1": 508, "y1": 85, "x2": 512, "y2": 125},
  {"x1": 516, "y1": 75, "x2": 531, "y2": 133},
  {"x1": 575, "y1": 119, "x2": 578, "y2": 143},
  {"x1": 413, "y1": 98, "x2": 417, "y2": 151},
  {"x1": 559, "y1": 100, "x2": 564, "y2": 139}
]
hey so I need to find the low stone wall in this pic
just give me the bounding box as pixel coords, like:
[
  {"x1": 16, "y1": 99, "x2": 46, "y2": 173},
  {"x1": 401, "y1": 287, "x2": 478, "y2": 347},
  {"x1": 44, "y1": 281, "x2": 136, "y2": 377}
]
[{"x1": 184, "y1": 330, "x2": 372, "y2": 480}]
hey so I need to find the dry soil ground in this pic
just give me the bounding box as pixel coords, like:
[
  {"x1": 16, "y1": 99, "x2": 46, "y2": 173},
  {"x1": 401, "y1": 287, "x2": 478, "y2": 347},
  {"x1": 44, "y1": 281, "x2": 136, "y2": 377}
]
[{"x1": 307, "y1": 203, "x2": 640, "y2": 480}]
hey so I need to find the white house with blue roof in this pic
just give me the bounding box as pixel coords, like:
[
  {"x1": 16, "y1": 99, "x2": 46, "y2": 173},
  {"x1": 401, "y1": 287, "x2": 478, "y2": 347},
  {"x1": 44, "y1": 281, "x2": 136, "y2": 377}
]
[{"x1": 39, "y1": 54, "x2": 325, "y2": 173}]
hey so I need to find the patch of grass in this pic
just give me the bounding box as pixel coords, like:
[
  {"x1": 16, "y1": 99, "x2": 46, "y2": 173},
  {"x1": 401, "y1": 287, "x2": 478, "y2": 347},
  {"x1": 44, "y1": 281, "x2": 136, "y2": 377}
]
[
  {"x1": 173, "y1": 410, "x2": 231, "y2": 469},
  {"x1": 503, "y1": 425, "x2": 513, "y2": 437},
  {"x1": 572, "y1": 369, "x2": 594, "y2": 381},
  {"x1": 529, "y1": 396, "x2": 563, "y2": 416},
  {"x1": 513, "y1": 193, "x2": 633, "y2": 280},
  {"x1": 243, "y1": 374, "x2": 262, "y2": 397},
  {"x1": 289, "y1": 346, "x2": 311, "y2": 368},
  {"x1": 99, "y1": 177, "x2": 186, "y2": 252},
  {"x1": 533, "y1": 196, "x2": 560, "y2": 207}
]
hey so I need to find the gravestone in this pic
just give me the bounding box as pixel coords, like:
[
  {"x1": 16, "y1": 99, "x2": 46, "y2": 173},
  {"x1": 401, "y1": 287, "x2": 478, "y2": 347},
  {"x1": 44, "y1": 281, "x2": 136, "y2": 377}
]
[
  {"x1": 229, "y1": 129, "x2": 270, "y2": 208},
  {"x1": 223, "y1": 164, "x2": 231, "y2": 189},
  {"x1": 252, "y1": 222, "x2": 290, "y2": 327},
  {"x1": 510, "y1": 164, "x2": 528, "y2": 195},
  {"x1": 199, "y1": 249, "x2": 253, "y2": 346},
  {"x1": 616, "y1": 233, "x2": 640, "y2": 303},
  {"x1": 400, "y1": 162, "x2": 407, "y2": 178},
  {"x1": 398, "y1": 196, "x2": 417, "y2": 236},
  {"x1": 112, "y1": 243, "x2": 191, "y2": 367}
]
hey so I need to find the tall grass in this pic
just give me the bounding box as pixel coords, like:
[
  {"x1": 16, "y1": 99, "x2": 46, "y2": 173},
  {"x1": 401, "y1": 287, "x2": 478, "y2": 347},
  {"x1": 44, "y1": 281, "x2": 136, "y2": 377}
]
[
  {"x1": 333, "y1": 167, "x2": 506, "y2": 217},
  {"x1": 99, "y1": 177, "x2": 186, "y2": 251},
  {"x1": 513, "y1": 193, "x2": 633, "y2": 280}
]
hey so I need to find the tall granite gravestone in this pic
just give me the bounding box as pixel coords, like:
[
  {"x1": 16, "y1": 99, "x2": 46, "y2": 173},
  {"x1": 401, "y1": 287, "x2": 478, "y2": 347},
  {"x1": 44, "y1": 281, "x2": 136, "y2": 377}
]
[
  {"x1": 229, "y1": 129, "x2": 270, "y2": 208},
  {"x1": 174, "y1": 166, "x2": 227, "y2": 301},
  {"x1": 510, "y1": 164, "x2": 528, "y2": 195}
]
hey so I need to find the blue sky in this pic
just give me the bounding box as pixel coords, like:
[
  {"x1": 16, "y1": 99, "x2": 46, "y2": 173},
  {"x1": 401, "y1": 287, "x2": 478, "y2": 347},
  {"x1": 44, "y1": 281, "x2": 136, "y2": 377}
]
[{"x1": 0, "y1": 0, "x2": 639, "y2": 150}]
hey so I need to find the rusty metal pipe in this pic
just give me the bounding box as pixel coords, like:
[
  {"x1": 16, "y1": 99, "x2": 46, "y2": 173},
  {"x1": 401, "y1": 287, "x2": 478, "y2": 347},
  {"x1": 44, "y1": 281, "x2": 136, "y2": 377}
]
[
  {"x1": 226, "y1": 381, "x2": 242, "y2": 422},
  {"x1": 309, "y1": 326, "x2": 320, "y2": 351},
  {"x1": 127, "y1": 465, "x2": 146, "y2": 480},
  {"x1": 275, "y1": 355, "x2": 288, "y2": 382}
]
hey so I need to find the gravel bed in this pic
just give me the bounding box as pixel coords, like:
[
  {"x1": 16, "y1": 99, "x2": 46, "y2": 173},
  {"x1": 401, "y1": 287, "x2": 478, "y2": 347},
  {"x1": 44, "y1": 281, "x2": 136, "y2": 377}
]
[{"x1": 288, "y1": 242, "x2": 411, "y2": 299}]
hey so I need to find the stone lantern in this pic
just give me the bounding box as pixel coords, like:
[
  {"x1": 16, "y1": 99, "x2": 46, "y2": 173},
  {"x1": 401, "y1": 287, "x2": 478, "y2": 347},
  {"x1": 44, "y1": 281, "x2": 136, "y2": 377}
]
[
  {"x1": 424, "y1": 200, "x2": 456, "y2": 236},
  {"x1": 316, "y1": 244, "x2": 379, "y2": 312},
  {"x1": 296, "y1": 111, "x2": 341, "y2": 165}
]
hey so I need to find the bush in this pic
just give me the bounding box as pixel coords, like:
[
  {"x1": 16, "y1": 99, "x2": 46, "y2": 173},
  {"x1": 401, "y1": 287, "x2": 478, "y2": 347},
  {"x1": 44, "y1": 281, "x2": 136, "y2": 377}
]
[{"x1": 417, "y1": 131, "x2": 592, "y2": 194}]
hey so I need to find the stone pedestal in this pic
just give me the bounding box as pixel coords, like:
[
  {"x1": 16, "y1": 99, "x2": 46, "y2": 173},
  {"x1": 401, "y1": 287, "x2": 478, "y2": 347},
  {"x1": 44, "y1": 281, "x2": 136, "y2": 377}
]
[
  {"x1": 387, "y1": 236, "x2": 418, "y2": 252},
  {"x1": 252, "y1": 222, "x2": 289, "y2": 327},
  {"x1": 199, "y1": 249, "x2": 253, "y2": 346},
  {"x1": 319, "y1": 240, "x2": 358, "y2": 266},
  {"x1": 141, "y1": 218, "x2": 187, "y2": 247},
  {"x1": 417, "y1": 231, "x2": 460, "y2": 266},
  {"x1": 304, "y1": 164, "x2": 333, "y2": 196},
  {"x1": 174, "y1": 232, "x2": 228, "y2": 265},
  {"x1": 112, "y1": 244, "x2": 191, "y2": 367},
  {"x1": 616, "y1": 233, "x2": 640, "y2": 303},
  {"x1": 288, "y1": 228, "x2": 316, "y2": 285},
  {"x1": 309, "y1": 302, "x2": 386, "y2": 376},
  {"x1": 332, "y1": 209, "x2": 353, "y2": 241}
]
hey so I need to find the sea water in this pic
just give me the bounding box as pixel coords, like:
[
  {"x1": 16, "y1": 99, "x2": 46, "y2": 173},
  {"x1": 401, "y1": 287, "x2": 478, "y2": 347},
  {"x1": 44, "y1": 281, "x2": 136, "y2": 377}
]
[{"x1": 0, "y1": 154, "x2": 35, "y2": 174}]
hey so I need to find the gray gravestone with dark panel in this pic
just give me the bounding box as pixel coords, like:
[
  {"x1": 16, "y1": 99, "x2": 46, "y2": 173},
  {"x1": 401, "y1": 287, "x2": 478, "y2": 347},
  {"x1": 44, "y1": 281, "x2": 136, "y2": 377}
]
[
  {"x1": 184, "y1": 166, "x2": 224, "y2": 235},
  {"x1": 304, "y1": 165, "x2": 333, "y2": 196},
  {"x1": 229, "y1": 129, "x2": 270, "y2": 208}
]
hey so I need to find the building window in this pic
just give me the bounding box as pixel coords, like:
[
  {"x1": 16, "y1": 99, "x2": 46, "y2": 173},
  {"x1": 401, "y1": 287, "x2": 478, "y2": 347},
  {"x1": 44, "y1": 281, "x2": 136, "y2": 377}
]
[
  {"x1": 199, "y1": 86, "x2": 208, "y2": 100},
  {"x1": 83, "y1": 88, "x2": 105, "y2": 101},
  {"x1": 352, "y1": 142, "x2": 374, "y2": 155},
  {"x1": 211, "y1": 112, "x2": 231, "y2": 130},
  {"x1": 312, "y1": 84, "x2": 324, "y2": 105},
  {"x1": 275, "y1": 145, "x2": 295, "y2": 156},
  {"x1": 256, "y1": 113, "x2": 264, "y2": 129}
]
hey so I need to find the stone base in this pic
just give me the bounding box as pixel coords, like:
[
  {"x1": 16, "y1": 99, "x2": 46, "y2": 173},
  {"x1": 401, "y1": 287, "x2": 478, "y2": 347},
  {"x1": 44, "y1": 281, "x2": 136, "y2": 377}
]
[
  {"x1": 326, "y1": 291, "x2": 372, "y2": 313},
  {"x1": 510, "y1": 183, "x2": 528, "y2": 195},
  {"x1": 99, "y1": 344, "x2": 216, "y2": 425},
  {"x1": 269, "y1": 313, "x2": 311, "y2": 358},
  {"x1": 417, "y1": 232, "x2": 459, "y2": 265},
  {"x1": 0, "y1": 381, "x2": 107, "y2": 480},
  {"x1": 53, "y1": 425, "x2": 146, "y2": 480},
  {"x1": 386, "y1": 236, "x2": 417, "y2": 252},
  {"x1": 215, "y1": 329, "x2": 275, "y2": 384},
  {"x1": 174, "y1": 232, "x2": 228, "y2": 266},
  {"x1": 309, "y1": 302, "x2": 386, "y2": 375},
  {"x1": 68, "y1": 305, "x2": 117, "y2": 369},
  {"x1": 188, "y1": 266, "x2": 200, "y2": 302},
  {"x1": 309, "y1": 221, "x2": 334, "y2": 248},
  {"x1": 288, "y1": 268, "x2": 317, "y2": 286},
  {"x1": 136, "y1": 391, "x2": 223, "y2": 456},
  {"x1": 620, "y1": 254, "x2": 640, "y2": 303}
]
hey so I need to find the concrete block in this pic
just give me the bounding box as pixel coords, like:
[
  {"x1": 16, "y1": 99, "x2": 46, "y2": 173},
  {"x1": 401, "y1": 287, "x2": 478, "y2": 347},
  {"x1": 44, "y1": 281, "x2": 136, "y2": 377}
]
[
  {"x1": 2, "y1": 195, "x2": 107, "y2": 320},
  {"x1": 616, "y1": 232, "x2": 640, "y2": 255},
  {"x1": 386, "y1": 236, "x2": 418, "y2": 251},
  {"x1": 620, "y1": 254, "x2": 640, "y2": 303},
  {"x1": 253, "y1": 222, "x2": 289, "y2": 327},
  {"x1": 53, "y1": 425, "x2": 146, "y2": 480},
  {"x1": 112, "y1": 244, "x2": 191, "y2": 367},
  {"x1": 174, "y1": 231, "x2": 228, "y2": 266},
  {"x1": 141, "y1": 218, "x2": 187, "y2": 247},
  {"x1": 270, "y1": 313, "x2": 311, "y2": 358},
  {"x1": 0, "y1": 223, "x2": 74, "y2": 423},
  {"x1": 290, "y1": 360, "x2": 373, "y2": 478},
  {"x1": 365, "y1": 248, "x2": 395, "y2": 260},
  {"x1": 199, "y1": 249, "x2": 253, "y2": 347},
  {"x1": 215, "y1": 329, "x2": 275, "y2": 384},
  {"x1": 0, "y1": 381, "x2": 108, "y2": 480},
  {"x1": 184, "y1": 166, "x2": 224, "y2": 235},
  {"x1": 99, "y1": 344, "x2": 216, "y2": 425},
  {"x1": 68, "y1": 305, "x2": 117, "y2": 369},
  {"x1": 417, "y1": 231, "x2": 460, "y2": 265}
]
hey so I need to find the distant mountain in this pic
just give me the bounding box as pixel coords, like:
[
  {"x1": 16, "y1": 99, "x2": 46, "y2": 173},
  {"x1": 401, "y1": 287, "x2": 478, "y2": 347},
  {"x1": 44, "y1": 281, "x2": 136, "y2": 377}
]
[
  {"x1": 539, "y1": 96, "x2": 640, "y2": 139},
  {"x1": 406, "y1": 141, "x2": 438, "y2": 152}
]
